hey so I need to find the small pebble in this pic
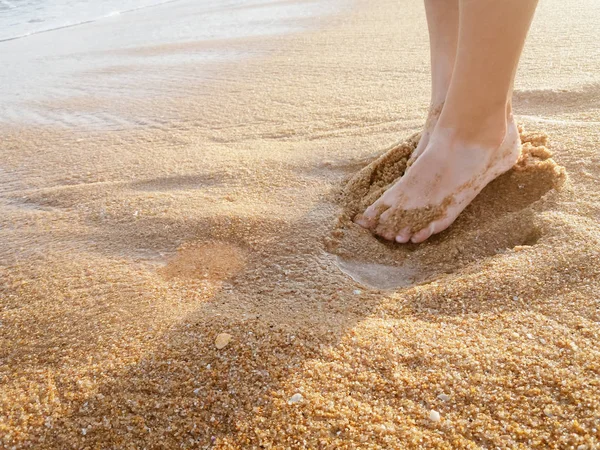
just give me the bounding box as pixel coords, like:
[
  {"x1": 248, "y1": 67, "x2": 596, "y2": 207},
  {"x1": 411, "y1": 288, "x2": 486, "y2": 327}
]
[
  {"x1": 193, "y1": 388, "x2": 201, "y2": 395},
  {"x1": 540, "y1": 338, "x2": 547, "y2": 345},
  {"x1": 288, "y1": 393, "x2": 304, "y2": 404},
  {"x1": 437, "y1": 394, "x2": 450, "y2": 402},
  {"x1": 215, "y1": 333, "x2": 232, "y2": 349},
  {"x1": 429, "y1": 410, "x2": 441, "y2": 422},
  {"x1": 569, "y1": 341, "x2": 578, "y2": 351},
  {"x1": 353, "y1": 289, "x2": 362, "y2": 295}
]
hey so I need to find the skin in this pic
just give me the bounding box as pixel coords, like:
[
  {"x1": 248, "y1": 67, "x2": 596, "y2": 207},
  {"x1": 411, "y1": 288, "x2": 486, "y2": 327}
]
[
  {"x1": 408, "y1": 0, "x2": 458, "y2": 166},
  {"x1": 355, "y1": 0, "x2": 540, "y2": 243}
]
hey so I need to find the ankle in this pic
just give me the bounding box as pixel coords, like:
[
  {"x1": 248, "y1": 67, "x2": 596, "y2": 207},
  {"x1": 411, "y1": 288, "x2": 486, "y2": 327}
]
[{"x1": 437, "y1": 102, "x2": 509, "y2": 148}]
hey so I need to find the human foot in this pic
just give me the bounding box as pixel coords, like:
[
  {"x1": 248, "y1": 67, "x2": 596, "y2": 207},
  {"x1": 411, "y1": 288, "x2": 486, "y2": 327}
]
[{"x1": 355, "y1": 117, "x2": 521, "y2": 244}]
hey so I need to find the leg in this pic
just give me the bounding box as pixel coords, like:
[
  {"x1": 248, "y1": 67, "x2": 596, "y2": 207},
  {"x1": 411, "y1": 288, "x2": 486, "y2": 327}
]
[
  {"x1": 357, "y1": 0, "x2": 539, "y2": 243},
  {"x1": 410, "y1": 0, "x2": 459, "y2": 165},
  {"x1": 437, "y1": 0, "x2": 539, "y2": 143}
]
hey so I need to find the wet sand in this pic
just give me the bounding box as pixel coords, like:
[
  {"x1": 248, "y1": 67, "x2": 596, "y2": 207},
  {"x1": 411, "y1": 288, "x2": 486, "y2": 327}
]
[{"x1": 2, "y1": 0, "x2": 600, "y2": 448}]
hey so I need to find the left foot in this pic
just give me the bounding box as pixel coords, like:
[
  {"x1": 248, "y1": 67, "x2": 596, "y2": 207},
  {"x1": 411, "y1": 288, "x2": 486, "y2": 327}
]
[
  {"x1": 355, "y1": 115, "x2": 521, "y2": 243},
  {"x1": 407, "y1": 102, "x2": 444, "y2": 167}
]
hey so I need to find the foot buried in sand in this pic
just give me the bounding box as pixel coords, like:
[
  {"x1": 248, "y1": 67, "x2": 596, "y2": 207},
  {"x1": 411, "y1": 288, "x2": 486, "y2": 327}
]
[{"x1": 355, "y1": 118, "x2": 522, "y2": 244}]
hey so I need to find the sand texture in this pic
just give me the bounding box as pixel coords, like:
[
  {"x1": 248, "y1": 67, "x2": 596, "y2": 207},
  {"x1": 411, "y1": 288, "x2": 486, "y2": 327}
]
[{"x1": 2, "y1": 0, "x2": 600, "y2": 448}]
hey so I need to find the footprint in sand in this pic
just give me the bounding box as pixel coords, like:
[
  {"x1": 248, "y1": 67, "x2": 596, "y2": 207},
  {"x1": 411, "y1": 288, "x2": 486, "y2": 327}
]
[
  {"x1": 159, "y1": 241, "x2": 246, "y2": 282},
  {"x1": 327, "y1": 127, "x2": 567, "y2": 290}
]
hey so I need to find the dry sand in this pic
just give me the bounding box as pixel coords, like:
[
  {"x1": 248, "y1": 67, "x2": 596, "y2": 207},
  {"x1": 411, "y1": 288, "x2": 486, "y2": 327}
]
[{"x1": 2, "y1": 0, "x2": 600, "y2": 448}]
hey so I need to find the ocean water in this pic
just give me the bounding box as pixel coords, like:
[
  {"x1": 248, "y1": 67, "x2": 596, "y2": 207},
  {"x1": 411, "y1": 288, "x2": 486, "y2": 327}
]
[
  {"x1": 0, "y1": 0, "x2": 346, "y2": 127},
  {"x1": 0, "y1": 0, "x2": 180, "y2": 42}
]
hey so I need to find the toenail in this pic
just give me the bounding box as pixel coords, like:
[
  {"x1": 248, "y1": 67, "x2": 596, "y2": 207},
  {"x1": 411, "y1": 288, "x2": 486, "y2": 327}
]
[{"x1": 395, "y1": 234, "x2": 410, "y2": 244}]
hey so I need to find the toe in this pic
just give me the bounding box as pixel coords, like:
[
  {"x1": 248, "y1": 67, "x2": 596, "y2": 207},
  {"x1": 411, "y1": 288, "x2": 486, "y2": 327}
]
[
  {"x1": 379, "y1": 230, "x2": 397, "y2": 241},
  {"x1": 411, "y1": 224, "x2": 434, "y2": 244},
  {"x1": 411, "y1": 217, "x2": 453, "y2": 243},
  {"x1": 373, "y1": 220, "x2": 396, "y2": 241},
  {"x1": 395, "y1": 227, "x2": 412, "y2": 244},
  {"x1": 373, "y1": 208, "x2": 398, "y2": 241},
  {"x1": 362, "y1": 201, "x2": 382, "y2": 220},
  {"x1": 354, "y1": 213, "x2": 374, "y2": 229},
  {"x1": 355, "y1": 199, "x2": 389, "y2": 230}
]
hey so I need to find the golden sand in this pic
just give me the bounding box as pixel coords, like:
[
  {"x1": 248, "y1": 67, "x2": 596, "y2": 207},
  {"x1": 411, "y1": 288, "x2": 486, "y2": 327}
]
[{"x1": 2, "y1": 0, "x2": 600, "y2": 448}]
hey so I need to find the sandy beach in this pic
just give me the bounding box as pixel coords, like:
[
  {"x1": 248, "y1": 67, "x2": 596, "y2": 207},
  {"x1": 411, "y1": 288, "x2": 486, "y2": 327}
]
[{"x1": 1, "y1": 0, "x2": 600, "y2": 448}]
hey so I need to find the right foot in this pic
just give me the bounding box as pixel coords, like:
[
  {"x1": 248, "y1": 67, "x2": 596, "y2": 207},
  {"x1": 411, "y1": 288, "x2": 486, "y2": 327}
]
[{"x1": 355, "y1": 113, "x2": 521, "y2": 243}]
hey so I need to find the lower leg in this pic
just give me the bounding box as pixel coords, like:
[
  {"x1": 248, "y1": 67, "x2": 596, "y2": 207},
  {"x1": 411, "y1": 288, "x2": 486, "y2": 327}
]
[
  {"x1": 436, "y1": 0, "x2": 540, "y2": 144},
  {"x1": 412, "y1": 0, "x2": 459, "y2": 162},
  {"x1": 425, "y1": 0, "x2": 459, "y2": 107},
  {"x1": 357, "y1": 0, "x2": 539, "y2": 243}
]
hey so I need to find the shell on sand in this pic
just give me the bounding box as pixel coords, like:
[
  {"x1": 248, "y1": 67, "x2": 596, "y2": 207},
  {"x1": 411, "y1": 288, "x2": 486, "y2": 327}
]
[{"x1": 214, "y1": 333, "x2": 233, "y2": 350}]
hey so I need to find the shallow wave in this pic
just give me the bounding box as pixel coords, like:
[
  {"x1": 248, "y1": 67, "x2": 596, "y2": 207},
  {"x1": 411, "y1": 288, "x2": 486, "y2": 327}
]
[
  {"x1": 0, "y1": 0, "x2": 16, "y2": 9},
  {"x1": 0, "y1": 0, "x2": 181, "y2": 43}
]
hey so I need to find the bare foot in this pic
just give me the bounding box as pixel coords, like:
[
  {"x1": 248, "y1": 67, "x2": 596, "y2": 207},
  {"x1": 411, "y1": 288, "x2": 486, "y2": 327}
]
[
  {"x1": 407, "y1": 102, "x2": 444, "y2": 167},
  {"x1": 355, "y1": 116, "x2": 521, "y2": 244}
]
